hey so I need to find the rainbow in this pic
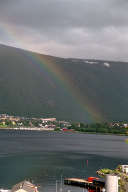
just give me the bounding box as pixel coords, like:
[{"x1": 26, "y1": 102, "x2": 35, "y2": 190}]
[{"x1": 0, "y1": 22, "x2": 105, "y2": 122}]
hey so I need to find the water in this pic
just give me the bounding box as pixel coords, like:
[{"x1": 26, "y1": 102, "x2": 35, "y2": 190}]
[{"x1": 0, "y1": 130, "x2": 128, "y2": 192}]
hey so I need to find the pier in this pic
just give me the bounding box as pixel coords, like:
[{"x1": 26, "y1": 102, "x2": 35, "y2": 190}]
[
  {"x1": 64, "y1": 177, "x2": 105, "y2": 191},
  {"x1": 64, "y1": 178, "x2": 92, "y2": 188}
]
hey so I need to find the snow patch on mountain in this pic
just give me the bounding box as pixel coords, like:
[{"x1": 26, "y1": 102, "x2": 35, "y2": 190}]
[
  {"x1": 84, "y1": 61, "x2": 98, "y2": 64},
  {"x1": 104, "y1": 62, "x2": 110, "y2": 67}
]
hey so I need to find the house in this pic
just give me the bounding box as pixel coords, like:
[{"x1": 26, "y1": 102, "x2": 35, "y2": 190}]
[
  {"x1": 121, "y1": 165, "x2": 128, "y2": 174},
  {"x1": 11, "y1": 181, "x2": 38, "y2": 192},
  {"x1": 40, "y1": 118, "x2": 56, "y2": 123},
  {"x1": 123, "y1": 124, "x2": 128, "y2": 128}
]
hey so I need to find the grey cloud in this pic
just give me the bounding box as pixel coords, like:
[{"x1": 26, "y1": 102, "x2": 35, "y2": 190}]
[
  {"x1": 0, "y1": 0, "x2": 128, "y2": 61},
  {"x1": 1, "y1": 0, "x2": 128, "y2": 29}
]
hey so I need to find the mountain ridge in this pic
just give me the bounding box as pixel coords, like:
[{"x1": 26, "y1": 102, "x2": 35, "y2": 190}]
[
  {"x1": 1, "y1": 43, "x2": 128, "y2": 63},
  {"x1": 0, "y1": 44, "x2": 128, "y2": 122}
]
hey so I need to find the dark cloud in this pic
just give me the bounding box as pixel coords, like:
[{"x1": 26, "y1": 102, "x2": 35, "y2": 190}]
[
  {"x1": 0, "y1": 0, "x2": 128, "y2": 61},
  {"x1": 1, "y1": 0, "x2": 128, "y2": 29}
]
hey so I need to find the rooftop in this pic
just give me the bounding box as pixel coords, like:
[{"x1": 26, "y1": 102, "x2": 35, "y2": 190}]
[{"x1": 11, "y1": 181, "x2": 38, "y2": 192}]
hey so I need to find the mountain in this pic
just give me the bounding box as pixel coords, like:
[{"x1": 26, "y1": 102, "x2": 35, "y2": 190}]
[{"x1": 0, "y1": 44, "x2": 128, "y2": 122}]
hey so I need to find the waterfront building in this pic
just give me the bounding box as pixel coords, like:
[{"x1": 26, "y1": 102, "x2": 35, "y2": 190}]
[
  {"x1": 105, "y1": 175, "x2": 118, "y2": 192},
  {"x1": 40, "y1": 118, "x2": 56, "y2": 123},
  {"x1": 121, "y1": 165, "x2": 128, "y2": 174},
  {"x1": 11, "y1": 180, "x2": 38, "y2": 192}
]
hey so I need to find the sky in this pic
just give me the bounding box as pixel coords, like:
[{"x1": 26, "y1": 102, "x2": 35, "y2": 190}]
[{"x1": 0, "y1": 0, "x2": 128, "y2": 61}]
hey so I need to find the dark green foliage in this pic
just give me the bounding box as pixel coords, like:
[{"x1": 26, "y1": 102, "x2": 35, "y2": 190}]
[
  {"x1": 71, "y1": 122, "x2": 128, "y2": 135},
  {"x1": 54, "y1": 128, "x2": 61, "y2": 131},
  {"x1": 22, "y1": 120, "x2": 30, "y2": 127}
]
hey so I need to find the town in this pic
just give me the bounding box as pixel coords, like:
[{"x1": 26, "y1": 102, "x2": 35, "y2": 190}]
[
  {"x1": 1, "y1": 114, "x2": 128, "y2": 135},
  {"x1": 0, "y1": 114, "x2": 71, "y2": 131}
]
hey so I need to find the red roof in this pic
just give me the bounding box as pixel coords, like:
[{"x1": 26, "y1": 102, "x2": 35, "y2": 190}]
[
  {"x1": 62, "y1": 128, "x2": 73, "y2": 131},
  {"x1": 87, "y1": 177, "x2": 99, "y2": 182}
]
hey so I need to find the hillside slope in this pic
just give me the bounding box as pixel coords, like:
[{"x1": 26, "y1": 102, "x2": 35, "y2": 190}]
[{"x1": 0, "y1": 44, "x2": 128, "y2": 122}]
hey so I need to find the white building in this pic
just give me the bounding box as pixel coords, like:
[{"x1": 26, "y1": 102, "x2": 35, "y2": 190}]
[
  {"x1": 105, "y1": 175, "x2": 118, "y2": 192},
  {"x1": 11, "y1": 181, "x2": 38, "y2": 192},
  {"x1": 41, "y1": 118, "x2": 56, "y2": 123},
  {"x1": 121, "y1": 165, "x2": 128, "y2": 174}
]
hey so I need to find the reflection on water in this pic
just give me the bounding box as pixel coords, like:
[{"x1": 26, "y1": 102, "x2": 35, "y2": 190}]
[{"x1": 0, "y1": 131, "x2": 128, "y2": 192}]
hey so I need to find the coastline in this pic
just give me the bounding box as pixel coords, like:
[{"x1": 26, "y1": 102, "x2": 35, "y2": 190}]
[
  {"x1": 0, "y1": 127, "x2": 54, "y2": 131},
  {"x1": 0, "y1": 127, "x2": 128, "y2": 137},
  {"x1": 75, "y1": 131, "x2": 128, "y2": 137}
]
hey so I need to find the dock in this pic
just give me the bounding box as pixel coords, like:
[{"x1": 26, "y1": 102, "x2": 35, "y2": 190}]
[
  {"x1": 64, "y1": 177, "x2": 105, "y2": 191},
  {"x1": 64, "y1": 178, "x2": 92, "y2": 188}
]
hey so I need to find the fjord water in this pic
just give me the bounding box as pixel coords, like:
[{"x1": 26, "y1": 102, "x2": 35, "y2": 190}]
[{"x1": 0, "y1": 131, "x2": 128, "y2": 192}]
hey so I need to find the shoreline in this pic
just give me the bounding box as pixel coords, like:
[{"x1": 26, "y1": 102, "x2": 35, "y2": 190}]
[
  {"x1": 0, "y1": 127, "x2": 128, "y2": 137},
  {"x1": 0, "y1": 127, "x2": 54, "y2": 131},
  {"x1": 75, "y1": 131, "x2": 128, "y2": 137}
]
